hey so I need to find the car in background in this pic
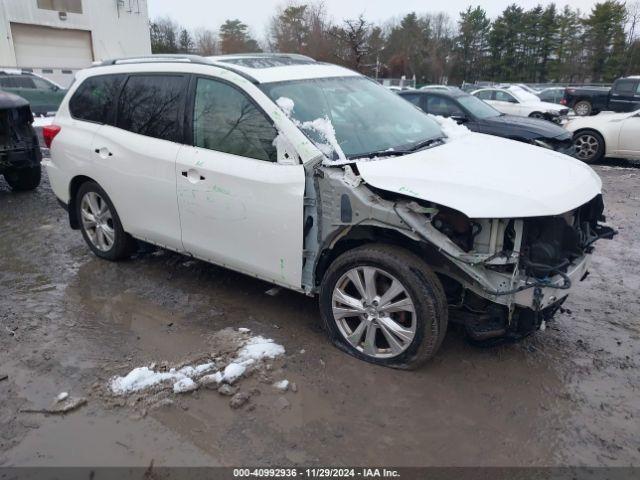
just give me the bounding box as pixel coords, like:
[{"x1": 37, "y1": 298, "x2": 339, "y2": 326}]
[
  {"x1": 561, "y1": 77, "x2": 639, "y2": 116},
  {"x1": 0, "y1": 69, "x2": 67, "y2": 116},
  {"x1": 0, "y1": 92, "x2": 42, "y2": 190},
  {"x1": 399, "y1": 89, "x2": 574, "y2": 155},
  {"x1": 472, "y1": 86, "x2": 570, "y2": 123},
  {"x1": 419, "y1": 85, "x2": 461, "y2": 92},
  {"x1": 564, "y1": 110, "x2": 640, "y2": 163},
  {"x1": 538, "y1": 87, "x2": 566, "y2": 104}
]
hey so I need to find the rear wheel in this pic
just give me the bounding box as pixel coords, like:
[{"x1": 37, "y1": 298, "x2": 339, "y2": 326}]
[
  {"x1": 319, "y1": 244, "x2": 448, "y2": 369},
  {"x1": 3, "y1": 166, "x2": 41, "y2": 191},
  {"x1": 76, "y1": 182, "x2": 135, "y2": 261},
  {"x1": 573, "y1": 130, "x2": 605, "y2": 163},
  {"x1": 574, "y1": 100, "x2": 592, "y2": 116}
]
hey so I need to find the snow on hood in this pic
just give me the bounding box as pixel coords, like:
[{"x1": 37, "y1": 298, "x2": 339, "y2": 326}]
[{"x1": 357, "y1": 132, "x2": 602, "y2": 219}]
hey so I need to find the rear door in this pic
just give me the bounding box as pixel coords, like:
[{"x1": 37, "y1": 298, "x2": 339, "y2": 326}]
[
  {"x1": 609, "y1": 79, "x2": 639, "y2": 112},
  {"x1": 176, "y1": 75, "x2": 305, "y2": 288},
  {"x1": 89, "y1": 73, "x2": 188, "y2": 250}
]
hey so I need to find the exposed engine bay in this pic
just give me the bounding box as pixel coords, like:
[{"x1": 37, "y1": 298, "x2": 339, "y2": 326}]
[{"x1": 305, "y1": 162, "x2": 616, "y2": 345}]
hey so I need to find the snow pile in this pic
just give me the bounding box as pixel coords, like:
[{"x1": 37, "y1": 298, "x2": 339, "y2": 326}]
[
  {"x1": 276, "y1": 96, "x2": 347, "y2": 163},
  {"x1": 109, "y1": 335, "x2": 285, "y2": 396},
  {"x1": 110, "y1": 363, "x2": 215, "y2": 396},
  {"x1": 428, "y1": 114, "x2": 471, "y2": 140},
  {"x1": 33, "y1": 116, "x2": 55, "y2": 128}
]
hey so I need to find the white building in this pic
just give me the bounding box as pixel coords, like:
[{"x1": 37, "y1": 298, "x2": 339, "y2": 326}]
[{"x1": 0, "y1": 0, "x2": 151, "y2": 87}]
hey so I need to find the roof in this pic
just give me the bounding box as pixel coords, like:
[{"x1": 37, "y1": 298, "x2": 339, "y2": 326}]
[
  {"x1": 209, "y1": 54, "x2": 359, "y2": 84},
  {"x1": 400, "y1": 89, "x2": 467, "y2": 99},
  {"x1": 94, "y1": 53, "x2": 360, "y2": 84},
  {"x1": 0, "y1": 92, "x2": 30, "y2": 109}
]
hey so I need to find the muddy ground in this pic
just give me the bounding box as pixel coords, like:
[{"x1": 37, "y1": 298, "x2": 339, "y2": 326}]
[{"x1": 0, "y1": 163, "x2": 638, "y2": 468}]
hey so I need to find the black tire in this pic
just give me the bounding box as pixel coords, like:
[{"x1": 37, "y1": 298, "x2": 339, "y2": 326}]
[
  {"x1": 574, "y1": 100, "x2": 592, "y2": 116},
  {"x1": 75, "y1": 181, "x2": 136, "y2": 261},
  {"x1": 573, "y1": 130, "x2": 605, "y2": 164},
  {"x1": 319, "y1": 244, "x2": 448, "y2": 369},
  {"x1": 529, "y1": 112, "x2": 545, "y2": 119},
  {"x1": 3, "y1": 166, "x2": 41, "y2": 191}
]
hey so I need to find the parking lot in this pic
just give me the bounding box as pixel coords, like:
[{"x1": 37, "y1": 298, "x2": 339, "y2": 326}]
[{"x1": 0, "y1": 162, "x2": 639, "y2": 467}]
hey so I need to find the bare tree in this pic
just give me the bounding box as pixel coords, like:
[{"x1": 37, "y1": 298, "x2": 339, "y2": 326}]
[{"x1": 194, "y1": 28, "x2": 218, "y2": 56}]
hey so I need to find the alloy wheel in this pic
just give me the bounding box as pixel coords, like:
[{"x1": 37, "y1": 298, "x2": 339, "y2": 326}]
[
  {"x1": 574, "y1": 134, "x2": 599, "y2": 161},
  {"x1": 331, "y1": 266, "x2": 416, "y2": 359},
  {"x1": 80, "y1": 191, "x2": 115, "y2": 252}
]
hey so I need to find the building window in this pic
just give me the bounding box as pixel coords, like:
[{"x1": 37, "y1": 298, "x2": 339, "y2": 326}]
[{"x1": 37, "y1": 0, "x2": 83, "y2": 14}]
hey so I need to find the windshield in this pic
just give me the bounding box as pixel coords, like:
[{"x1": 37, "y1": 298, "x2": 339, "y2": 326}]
[
  {"x1": 458, "y1": 95, "x2": 501, "y2": 119},
  {"x1": 261, "y1": 76, "x2": 443, "y2": 160}
]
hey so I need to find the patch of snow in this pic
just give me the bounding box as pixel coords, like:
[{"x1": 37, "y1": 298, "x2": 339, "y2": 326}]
[
  {"x1": 428, "y1": 114, "x2": 471, "y2": 140},
  {"x1": 276, "y1": 97, "x2": 295, "y2": 117},
  {"x1": 173, "y1": 378, "x2": 198, "y2": 394},
  {"x1": 110, "y1": 334, "x2": 286, "y2": 396},
  {"x1": 273, "y1": 380, "x2": 289, "y2": 392},
  {"x1": 237, "y1": 336, "x2": 286, "y2": 363},
  {"x1": 56, "y1": 392, "x2": 69, "y2": 402},
  {"x1": 33, "y1": 116, "x2": 54, "y2": 128},
  {"x1": 275, "y1": 96, "x2": 347, "y2": 163},
  {"x1": 238, "y1": 328, "x2": 251, "y2": 333},
  {"x1": 222, "y1": 363, "x2": 246, "y2": 384}
]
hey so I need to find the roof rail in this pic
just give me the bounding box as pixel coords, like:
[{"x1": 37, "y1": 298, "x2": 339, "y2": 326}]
[
  {"x1": 91, "y1": 54, "x2": 260, "y2": 84},
  {"x1": 210, "y1": 53, "x2": 316, "y2": 62},
  {"x1": 95, "y1": 54, "x2": 215, "y2": 67}
]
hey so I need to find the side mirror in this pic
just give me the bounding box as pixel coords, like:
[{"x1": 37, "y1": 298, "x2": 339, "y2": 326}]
[{"x1": 452, "y1": 115, "x2": 469, "y2": 124}]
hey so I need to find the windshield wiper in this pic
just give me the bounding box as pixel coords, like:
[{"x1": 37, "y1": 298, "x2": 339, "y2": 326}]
[
  {"x1": 348, "y1": 137, "x2": 446, "y2": 160},
  {"x1": 348, "y1": 150, "x2": 408, "y2": 160},
  {"x1": 405, "y1": 136, "x2": 446, "y2": 152}
]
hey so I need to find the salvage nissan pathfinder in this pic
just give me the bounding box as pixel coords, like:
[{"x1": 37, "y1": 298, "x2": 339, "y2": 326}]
[{"x1": 42, "y1": 54, "x2": 615, "y2": 368}]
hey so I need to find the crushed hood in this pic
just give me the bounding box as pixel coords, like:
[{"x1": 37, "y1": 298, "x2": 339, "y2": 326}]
[{"x1": 356, "y1": 133, "x2": 602, "y2": 219}]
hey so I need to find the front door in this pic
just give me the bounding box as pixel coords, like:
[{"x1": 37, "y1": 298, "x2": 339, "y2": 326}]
[
  {"x1": 617, "y1": 114, "x2": 640, "y2": 158},
  {"x1": 176, "y1": 76, "x2": 306, "y2": 288}
]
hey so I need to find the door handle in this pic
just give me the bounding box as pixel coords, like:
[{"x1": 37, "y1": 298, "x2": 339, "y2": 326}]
[
  {"x1": 94, "y1": 147, "x2": 113, "y2": 157},
  {"x1": 181, "y1": 170, "x2": 205, "y2": 183}
]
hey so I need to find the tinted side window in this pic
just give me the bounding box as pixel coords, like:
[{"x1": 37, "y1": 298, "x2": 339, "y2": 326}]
[
  {"x1": 193, "y1": 77, "x2": 277, "y2": 162},
  {"x1": 117, "y1": 75, "x2": 186, "y2": 142},
  {"x1": 614, "y1": 80, "x2": 636, "y2": 94},
  {"x1": 475, "y1": 90, "x2": 493, "y2": 100},
  {"x1": 495, "y1": 91, "x2": 517, "y2": 102},
  {"x1": 69, "y1": 75, "x2": 125, "y2": 124},
  {"x1": 425, "y1": 96, "x2": 464, "y2": 117},
  {"x1": 401, "y1": 93, "x2": 422, "y2": 107}
]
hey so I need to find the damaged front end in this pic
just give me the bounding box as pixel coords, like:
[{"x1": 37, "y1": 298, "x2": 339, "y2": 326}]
[{"x1": 306, "y1": 161, "x2": 616, "y2": 344}]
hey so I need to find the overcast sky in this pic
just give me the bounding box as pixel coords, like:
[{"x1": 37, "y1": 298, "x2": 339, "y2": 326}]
[{"x1": 148, "y1": 0, "x2": 600, "y2": 36}]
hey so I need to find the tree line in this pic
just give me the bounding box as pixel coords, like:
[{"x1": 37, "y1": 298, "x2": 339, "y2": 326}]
[{"x1": 150, "y1": 0, "x2": 640, "y2": 85}]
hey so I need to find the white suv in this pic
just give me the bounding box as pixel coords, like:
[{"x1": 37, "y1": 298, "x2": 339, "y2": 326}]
[{"x1": 42, "y1": 54, "x2": 614, "y2": 368}]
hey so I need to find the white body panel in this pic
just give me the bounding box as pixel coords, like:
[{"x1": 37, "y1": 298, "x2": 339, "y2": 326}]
[
  {"x1": 89, "y1": 125, "x2": 184, "y2": 250},
  {"x1": 473, "y1": 88, "x2": 567, "y2": 118},
  {"x1": 176, "y1": 146, "x2": 305, "y2": 287},
  {"x1": 565, "y1": 110, "x2": 640, "y2": 160},
  {"x1": 357, "y1": 133, "x2": 602, "y2": 219}
]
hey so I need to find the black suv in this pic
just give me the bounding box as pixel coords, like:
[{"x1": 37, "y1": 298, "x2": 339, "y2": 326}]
[
  {"x1": 399, "y1": 89, "x2": 575, "y2": 155},
  {"x1": 0, "y1": 92, "x2": 42, "y2": 191}
]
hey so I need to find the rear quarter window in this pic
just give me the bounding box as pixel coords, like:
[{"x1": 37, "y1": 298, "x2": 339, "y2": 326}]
[
  {"x1": 116, "y1": 75, "x2": 187, "y2": 143},
  {"x1": 69, "y1": 74, "x2": 126, "y2": 124}
]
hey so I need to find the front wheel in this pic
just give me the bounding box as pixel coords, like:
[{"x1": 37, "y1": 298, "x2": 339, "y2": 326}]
[
  {"x1": 76, "y1": 182, "x2": 135, "y2": 261},
  {"x1": 3, "y1": 166, "x2": 41, "y2": 191},
  {"x1": 529, "y1": 112, "x2": 545, "y2": 119},
  {"x1": 573, "y1": 130, "x2": 605, "y2": 163},
  {"x1": 319, "y1": 244, "x2": 448, "y2": 369}
]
